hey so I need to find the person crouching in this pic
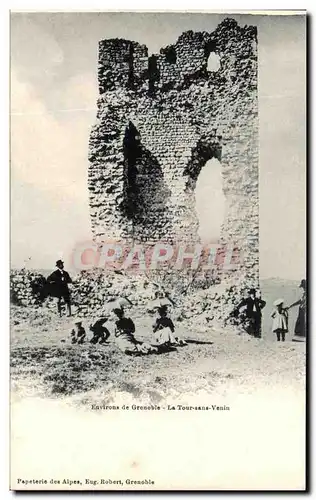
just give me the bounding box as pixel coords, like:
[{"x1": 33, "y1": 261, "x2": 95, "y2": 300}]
[{"x1": 89, "y1": 317, "x2": 110, "y2": 344}]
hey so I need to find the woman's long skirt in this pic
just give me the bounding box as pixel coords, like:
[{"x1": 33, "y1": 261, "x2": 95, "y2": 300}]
[{"x1": 294, "y1": 307, "x2": 306, "y2": 338}]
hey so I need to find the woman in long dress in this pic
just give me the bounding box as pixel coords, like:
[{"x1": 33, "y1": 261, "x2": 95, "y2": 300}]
[{"x1": 287, "y1": 279, "x2": 306, "y2": 341}]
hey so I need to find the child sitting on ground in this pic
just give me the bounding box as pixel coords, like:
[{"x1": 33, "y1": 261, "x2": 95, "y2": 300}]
[
  {"x1": 152, "y1": 305, "x2": 187, "y2": 347},
  {"x1": 271, "y1": 298, "x2": 289, "y2": 342},
  {"x1": 113, "y1": 307, "x2": 158, "y2": 355},
  {"x1": 70, "y1": 321, "x2": 86, "y2": 344}
]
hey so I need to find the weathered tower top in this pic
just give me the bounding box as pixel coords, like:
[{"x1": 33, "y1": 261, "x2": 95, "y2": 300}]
[{"x1": 97, "y1": 18, "x2": 257, "y2": 95}]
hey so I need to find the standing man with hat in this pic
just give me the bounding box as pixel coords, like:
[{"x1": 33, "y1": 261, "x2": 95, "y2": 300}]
[
  {"x1": 236, "y1": 288, "x2": 266, "y2": 338},
  {"x1": 47, "y1": 260, "x2": 72, "y2": 317}
]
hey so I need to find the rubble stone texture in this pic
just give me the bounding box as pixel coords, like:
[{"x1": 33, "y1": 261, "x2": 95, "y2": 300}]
[
  {"x1": 10, "y1": 269, "x2": 47, "y2": 307},
  {"x1": 88, "y1": 18, "x2": 259, "y2": 304}
]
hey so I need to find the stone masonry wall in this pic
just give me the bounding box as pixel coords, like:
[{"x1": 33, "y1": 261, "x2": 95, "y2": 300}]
[{"x1": 88, "y1": 18, "x2": 259, "y2": 290}]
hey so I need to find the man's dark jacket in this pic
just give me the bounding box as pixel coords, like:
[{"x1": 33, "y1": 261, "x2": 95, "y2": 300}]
[
  {"x1": 239, "y1": 297, "x2": 266, "y2": 317},
  {"x1": 47, "y1": 269, "x2": 72, "y2": 298}
]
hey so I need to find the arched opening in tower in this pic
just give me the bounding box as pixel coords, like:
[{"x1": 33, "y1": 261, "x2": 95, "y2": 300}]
[
  {"x1": 183, "y1": 136, "x2": 224, "y2": 243},
  {"x1": 204, "y1": 40, "x2": 220, "y2": 72},
  {"x1": 121, "y1": 121, "x2": 171, "y2": 240},
  {"x1": 207, "y1": 52, "x2": 221, "y2": 72},
  {"x1": 195, "y1": 158, "x2": 225, "y2": 243},
  {"x1": 122, "y1": 121, "x2": 141, "y2": 219}
]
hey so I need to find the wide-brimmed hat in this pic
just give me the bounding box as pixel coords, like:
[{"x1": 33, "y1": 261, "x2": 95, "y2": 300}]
[
  {"x1": 74, "y1": 320, "x2": 82, "y2": 326},
  {"x1": 299, "y1": 279, "x2": 306, "y2": 289},
  {"x1": 100, "y1": 297, "x2": 132, "y2": 315},
  {"x1": 149, "y1": 297, "x2": 172, "y2": 310},
  {"x1": 273, "y1": 298, "x2": 284, "y2": 307},
  {"x1": 96, "y1": 316, "x2": 109, "y2": 323},
  {"x1": 56, "y1": 259, "x2": 64, "y2": 266},
  {"x1": 115, "y1": 297, "x2": 132, "y2": 308}
]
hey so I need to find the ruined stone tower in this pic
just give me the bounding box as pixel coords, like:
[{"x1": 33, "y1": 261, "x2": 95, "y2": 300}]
[{"x1": 88, "y1": 18, "x2": 259, "y2": 288}]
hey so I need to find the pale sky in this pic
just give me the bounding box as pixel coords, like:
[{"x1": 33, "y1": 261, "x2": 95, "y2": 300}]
[{"x1": 10, "y1": 12, "x2": 306, "y2": 279}]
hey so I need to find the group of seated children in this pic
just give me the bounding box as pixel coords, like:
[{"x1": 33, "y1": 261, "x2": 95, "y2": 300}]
[{"x1": 69, "y1": 304, "x2": 187, "y2": 355}]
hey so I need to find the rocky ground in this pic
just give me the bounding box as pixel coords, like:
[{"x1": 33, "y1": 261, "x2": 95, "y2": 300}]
[{"x1": 10, "y1": 286, "x2": 306, "y2": 406}]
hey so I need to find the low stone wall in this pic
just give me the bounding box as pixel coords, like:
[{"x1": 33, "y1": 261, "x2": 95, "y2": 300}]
[
  {"x1": 10, "y1": 269, "x2": 47, "y2": 307},
  {"x1": 10, "y1": 268, "x2": 250, "y2": 333}
]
